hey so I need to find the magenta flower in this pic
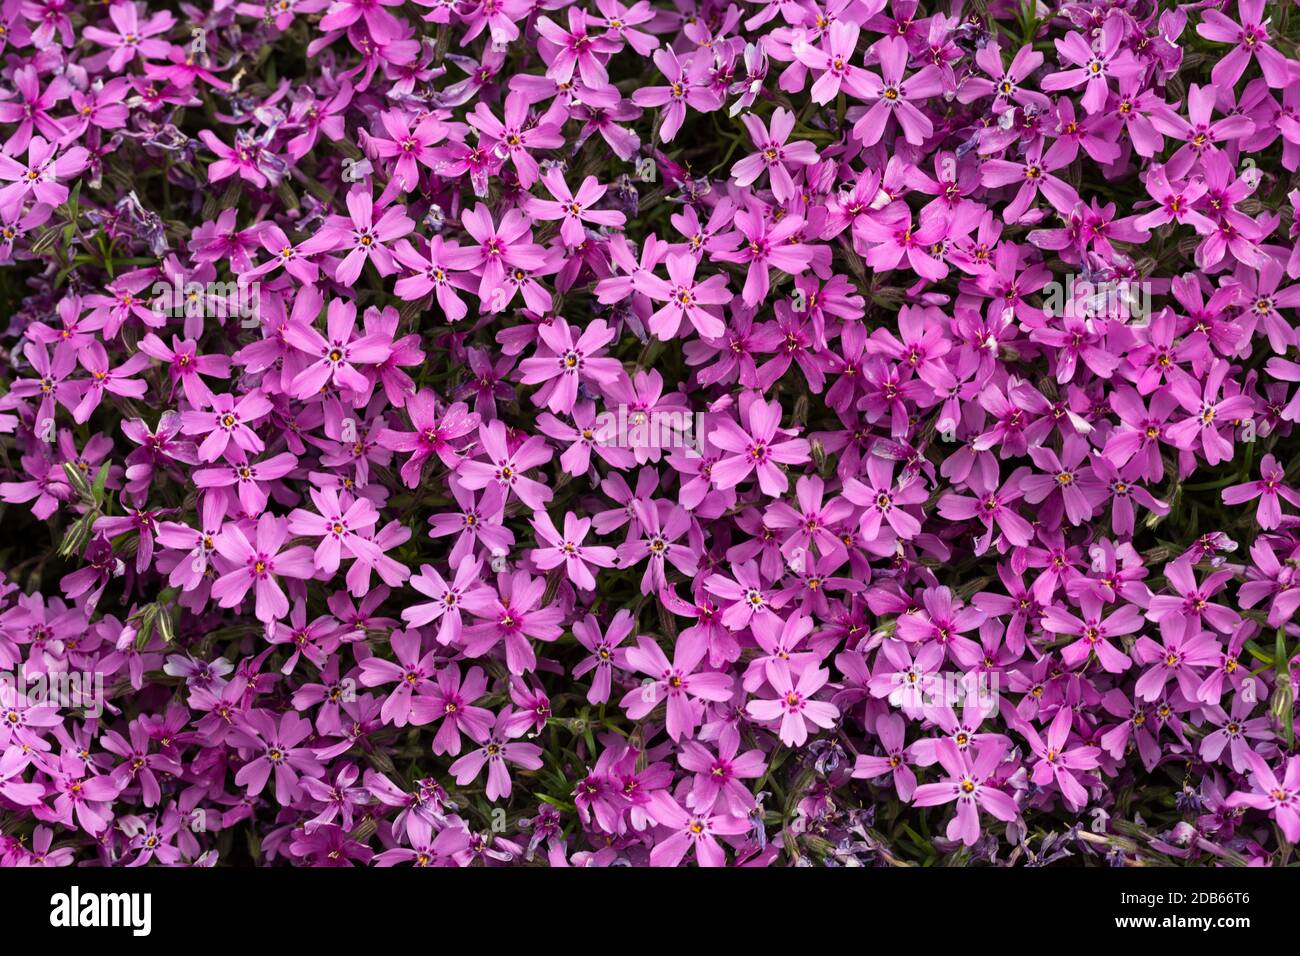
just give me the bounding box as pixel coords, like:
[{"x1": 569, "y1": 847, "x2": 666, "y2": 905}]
[
  {"x1": 730, "y1": 108, "x2": 819, "y2": 202},
  {"x1": 461, "y1": 570, "x2": 564, "y2": 675},
  {"x1": 458, "y1": 203, "x2": 548, "y2": 313},
  {"x1": 0, "y1": 66, "x2": 69, "y2": 152},
  {"x1": 1019, "y1": 708, "x2": 1100, "y2": 812},
  {"x1": 403, "y1": 557, "x2": 495, "y2": 646},
  {"x1": 528, "y1": 510, "x2": 616, "y2": 592},
  {"x1": 572, "y1": 609, "x2": 634, "y2": 704},
  {"x1": 457, "y1": 419, "x2": 554, "y2": 511},
  {"x1": 678, "y1": 725, "x2": 766, "y2": 816},
  {"x1": 535, "y1": 8, "x2": 620, "y2": 88},
  {"x1": 211, "y1": 513, "x2": 318, "y2": 624},
  {"x1": 296, "y1": 186, "x2": 415, "y2": 285},
  {"x1": 1196, "y1": 0, "x2": 1292, "y2": 89},
  {"x1": 709, "y1": 394, "x2": 810, "y2": 496},
  {"x1": 526, "y1": 168, "x2": 626, "y2": 248},
  {"x1": 633, "y1": 251, "x2": 732, "y2": 340},
  {"x1": 0, "y1": 136, "x2": 88, "y2": 218},
  {"x1": 712, "y1": 203, "x2": 816, "y2": 307},
  {"x1": 517, "y1": 317, "x2": 622, "y2": 414},
  {"x1": 631, "y1": 48, "x2": 721, "y2": 143},
  {"x1": 286, "y1": 485, "x2": 383, "y2": 575},
  {"x1": 195, "y1": 450, "x2": 298, "y2": 518},
  {"x1": 620, "y1": 632, "x2": 733, "y2": 741},
  {"x1": 358, "y1": 629, "x2": 441, "y2": 728},
  {"x1": 1223, "y1": 454, "x2": 1299, "y2": 530},
  {"x1": 70, "y1": 341, "x2": 149, "y2": 424},
  {"x1": 180, "y1": 390, "x2": 274, "y2": 463},
  {"x1": 198, "y1": 130, "x2": 272, "y2": 188},
  {"x1": 746, "y1": 658, "x2": 839, "y2": 747},
  {"x1": 1040, "y1": 20, "x2": 1142, "y2": 114},
  {"x1": 392, "y1": 235, "x2": 478, "y2": 321},
  {"x1": 379, "y1": 391, "x2": 480, "y2": 488},
  {"x1": 645, "y1": 791, "x2": 749, "y2": 867},
  {"x1": 449, "y1": 708, "x2": 544, "y2": 801},
  {"x1": 793, "y1": 21, "x2": 873, "y2": 104},
  {"x1": 852, "y1": 712, "x2": 918, "y2": 800},
  {"x1": 1132, "y1": 621, "x2": 1222, "y2": 702},
  {"x1": 467, "y1": 91, "x2": 565, "y2": 188},
  {"x1": 231, "y1": 710, "x2": 322, "y2": 805},
  {"x1": 1165, "y1": 359, "x2": 1255, "y2": 466},
  {"x1": 1041, "y1": 594, "x2": 1140, "y2": 674},
  {"x1": 371, "y1": 109, "x2": 448, "y2": 188},
  {"x1": 412, "y1": 664, "x2": 495, "y2": 757},
  {"x1": 1224, "y1": 752, "x2": 1300, "y2": 842},
  {"x1": 911, "y1": 739, "x2": 1019, "y2": 846},
  {"x1": 852, "y1": 36, "x2": 943, "y2": 146},
  {"x1": 83, "y1": 3, "x2": 174, "y2": 71}
]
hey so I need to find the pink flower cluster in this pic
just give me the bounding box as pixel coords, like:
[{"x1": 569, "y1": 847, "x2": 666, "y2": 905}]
[{"x1": 0, "y1": 0, "x2": 1298, "y2": 867}]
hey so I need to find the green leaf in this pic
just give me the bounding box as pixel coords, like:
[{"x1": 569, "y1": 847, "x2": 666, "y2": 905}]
[{"x1": 91, "y1": 460, "x2": 111, "y2": 506}]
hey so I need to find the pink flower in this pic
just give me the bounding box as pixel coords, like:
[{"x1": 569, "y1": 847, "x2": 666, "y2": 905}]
[
  {"x1": 1223, "y1": 454, "x2": 1300, "y2": 530},
  {"x1": 1224, "y1": 752, "x2": 1300, "y2": 842},
  {"x1": 526, "y1": 168, "x2": 626, "y2": 247},
  {"x1": 911, "y1": 739, "x2": 1019, "y2": 846},
  {"x1": 712, "y1": 203, "x2": 816, "y2": 307},
  {"x1": 535, "y1": 8, "x2": 620, "y2": 88},
  {"x1": 852, "y1": 712, "x2": 918, "y2": 800},
  {"x1": 461, "y1": 570, "x2": 564, "y2": 675},
  {"x1": 517, "y1": 317, "x2": 623, "y2": 414},
  {"x1": 70, "y1": 341, "x2": 149, "y2": 424},
  {"x1": 458, "y1": 203, "x2": 548, "y2": 313},
  {"x1": 1196, "y1": 0, "x2": 1292, "y2": 89},
  {"x1": 231, "y1": 711, "x2": 322, "y2": 804},
  {"x1": 0, "y1": 136, "x2": 88, "y2": 217},
  {"x1": 358, "y1": 629, "x2": 440, "y2": 728},
  {"x1": 412, "y1": 664, "x2": 494, "y2": 756},
  {"x1": 286, "y1": 485, "x2": 383, "y2": 575},
  {"x1": 467, "y1": 91, "x2": 565, "y2": 188},
  {"x1": 378, "y1": 391, "x2": 480, "y2": 488},
  {"x1": 851, "y1": 36, "x2": 943, "y2": 147},
  {"x1": 793, "y1": 21, "x2": 873, "y2": 104},
  {"x1": 745, "y1": 658, "x2": 839, "y2": 747},
  {"x1": 296, "y1": 185, "x2": 414, "y2": 285},
  {"x1": 620, "y1": 632, "x2": 733, "y2": 741},
  {"x1": 196, "y1": 451, "x2": 299, "y2": 518},
  {"x1": 283, "y1": 298, "x2": 392, "y2": 400},
  {"x1": 83, "y1": 3, "x2": 174, "y2": 71},
  {"x1": 572, "y1": 609, "x2": 635, "y2": 704},
  {"x1": 180, "y1": 390, "x2": 274, "y2": 463},
  {"x1": 633, "y1": 251, "x2": 733, "y2": 340},
  {"x1": 210, "y1": 513, "x2": 318, "y2": 624},
  {"x1": 1040, "y1": 20, "x2": 1142, "y2": 114},
  {"x1": 529, "y1": 510, "x2": 616, "y2": 591},
  {"x1": 1042, "y1": 594, "x2": 1141, "y2": 675},
  {"x1": 631, "y1": 48, "x2": 721, "y2": 143},
  {"x1": 645, "y1": 791, "x2": 749, "y2": 866},
  {"x1": 198, "y1": 130, "x2": 271, "y2": 188},
  {"x1": 730, "y1": 107, "x2": 819, "y2": 202},
  {"x1": 1019, "y1": 707, "x2": 1100, "y2": 811},
  {"x1": 456, "y1": 419, "x2": 555, "y2": 512},
  {"x1": 449, "y1": 708, "x2": 544, "y2": 801},
  {"x1": 370, "y1": 109, "x2": 448, "y2": 187},
  {"x1": 403, "y1": 557, "x2": 496, "y2": 646},
  {"x1": 709, "y1": 394, "x2": 811, "y2": 496}
]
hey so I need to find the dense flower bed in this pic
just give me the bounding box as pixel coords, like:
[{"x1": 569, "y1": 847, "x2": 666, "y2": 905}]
[{"x1": 0, "y1": 0, "x2": 1298, "y2": 867}]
